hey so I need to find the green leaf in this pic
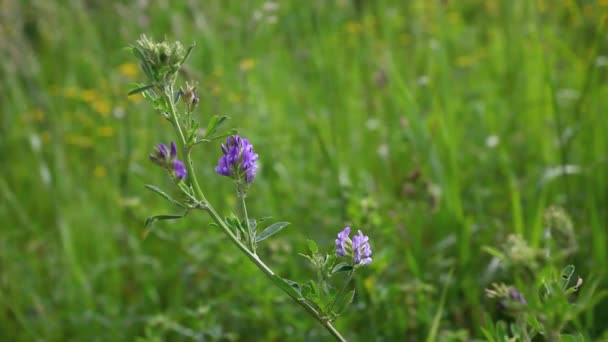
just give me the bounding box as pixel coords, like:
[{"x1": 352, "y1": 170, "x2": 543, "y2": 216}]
[
  {"x1": 332, "y1": 289, "x2": 355, "y2": 315},
  {"x1": 426, "y1": 269, "x2": 453, "y2": 342},
  {"x1": 181, "y1": 43, "x2": 195, "y2": 64},
  {"x1": 560, "y1": 265, "x2": 575, "y2": 291},
  {"x1": 560, "y1": 334, "x2": 585, "y2": 342},
  {"x1": 204, "y1": 115, "x2": 230, "y2": 138},
  {"x1": 480, "y1": 328, "x2": 496, "y2": 342},
  {"x1": 128, "y1": 84, "x2": 155, "y2": 96},
  {"x1": 226, "y1": 213, "x2": 247, "y2": 236},
  {"x1": 307, "y1": 239, "x2": 318, "y2": 254},
  {"x1": 298, "y1": 253, "x2": 315, "y2": 264},
  {"x1": 271, "y1": 275, "x2": 302, "y2": 299},
  {"x1": 145, "y1": 185, "x2": 185, "y2": 208},
  {"x1": 302, "y1": 280, "x2": 319, "y2": 301},
  {"x1": 481, "y1": 246, "x2": 505, "y2": 261},
  {"x1": 331, "y1": 262, "x2": 352, "y2": 275},
  {"x1": 479, "y1": 313, "x2": 498, "y2": 342},
  {"x1": 142, "y1": 213, "x2": 186, "y2": 239},
  {"x1": 187, "y1": 121, "x2": 200, "y2": 145},
  {"x1": 323, "y1": 254, "x2": 337, "y2": 276},
  {"x1": 495, "y1": 321, "x2": 507, "y2": 340},
  {"x1": 144, "y1": 214, "x2": 184, "y2": 228},
  {"x1": 255, "y1": 222, "x2": 289, "y2": 242},
  {"x1": 526, "y1": 315, "x2": 543, "y2": 333}
]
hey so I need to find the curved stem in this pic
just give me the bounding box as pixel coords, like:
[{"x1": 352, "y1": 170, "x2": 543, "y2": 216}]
[{"x1": 164, "y1": 91, "x2": 347, "y2": 342}]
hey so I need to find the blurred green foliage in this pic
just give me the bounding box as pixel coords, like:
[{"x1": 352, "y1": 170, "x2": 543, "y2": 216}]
[{"x1": 1, "y1": 0, "x2": 608, "y2": 340}]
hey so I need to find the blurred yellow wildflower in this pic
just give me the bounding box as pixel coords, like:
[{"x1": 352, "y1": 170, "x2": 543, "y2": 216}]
[
  {"x1": 345, "y1": 21, "x2": 362, "y2": 34},
  {"x1": 128, "y1": 94, "x2": 143, "y2": 104},
  {"x1": 118, "y1": 63, "x2": 139, "y2": 79},
  {"x1": 32, "y1": 109, "x2": 45, "y2": 122},
  {"x1": 363, "y1": 15, "x2": 376, "y2": 31},
  {"x1": 75, "y1": 112, "x2": 95, "y2": 127},
  {"x1": 81, "y1": 89, "x2": 98, "y2": 102},
  {"x1": 212, "y1": 66, "x2": 224, "y2": 77},
  {"x1": 239, "y1": 58, "x2": 256, "y2": 72},
  {"x1": 65, "y1": 135, "x2": 93, "y2": 148},
  {"x1": 537, "y1": 0, "x2": 545, "y2": 12},
  {"x1": 41, "y1": 131, "x2": 51, "y2": 144},
  {"x1": 62, "y1": 87, "x2": 80, "y2": 99},
  {"x1": 97, "y1": 126, "x2": 115, "y2": 138},
  {"x1": 94, "y1": 166, "x2": 107, "y2": 178},
  {"x1": 364, "y1": 276, "x2": 376, "y2": 292},
  {"x1": 447, "y1": 12, "x2": 461, "y2": 25},
  {"x1": 228, "y1": 92, "x2": 242, "y2": 104},
  {"x1": 456, "y1": 55, "x2": 476, "y2": 67},
  {"x1": 92, "y1": 99, "x2": 111, "y2": 117},
  {"x1": 601, "y1": 0, "x2": 608, "y2": 6},
  {"x1": 212, "y1": 84, "x2": 222, "y2": 96}
]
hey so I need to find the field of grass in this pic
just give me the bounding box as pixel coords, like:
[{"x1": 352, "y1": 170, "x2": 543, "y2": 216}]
[{"x1": 2, "y1": 0, "x2": 608, "y2": 340}]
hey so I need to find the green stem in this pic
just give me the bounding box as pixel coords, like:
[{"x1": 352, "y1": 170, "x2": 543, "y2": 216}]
[
  {"x1": 239, "y1": 192, "x2": 256, "y2": 253},
  {"x1": 164, "y1": 90, "x2": 347, "y2": 342}
]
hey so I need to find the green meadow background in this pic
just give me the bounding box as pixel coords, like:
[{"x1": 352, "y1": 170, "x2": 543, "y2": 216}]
[{"x1": 2, "y1": 0, "x2": 608, "y2": 340}]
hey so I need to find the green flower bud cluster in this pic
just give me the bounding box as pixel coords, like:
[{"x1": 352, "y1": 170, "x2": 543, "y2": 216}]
[{"x1": 131, "y1": 35, "x2": 193, "y2": 89}]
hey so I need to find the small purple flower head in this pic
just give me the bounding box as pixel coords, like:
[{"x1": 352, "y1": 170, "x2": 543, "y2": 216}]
[
  {"x1": 150, "y1": 141, "x2": 187, "y2": 181},
  {"x1": 173, "y1": 159, "x2": 187, "y2": 180},
  {"x1": 335, "y1": 227, "x2": 351, "y2": 257},
  {"x1": 215, "y1": 135, "x2": 258, "y2": 184},
  {"x1": 509, "y1": 288, "x2": 527, "y2": 305},
  {"x1": 150, "y1": 143, "x2": 171, "y2": 167},
  {"x1": 352, "y1": 230, "x2": 372, "y2": 266},
  {"x1": 169, "y1": 141, "x2": 177, "y2": 159},
  {"x1": 335, "y1": 226, "x2": 372, "y2": 267}
]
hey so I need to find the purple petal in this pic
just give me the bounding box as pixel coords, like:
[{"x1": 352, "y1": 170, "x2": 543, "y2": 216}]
[
  {"x1": 170, "y1": 141, "x2": 178, "y2": 159},
  {"x1": 173, "y1": 159, "x2": 187, "y2": 180}
]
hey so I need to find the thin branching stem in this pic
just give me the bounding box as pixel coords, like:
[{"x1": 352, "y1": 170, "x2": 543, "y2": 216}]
[{"x1": 163, "y1": 90, "x2": 347, "y2": 342}]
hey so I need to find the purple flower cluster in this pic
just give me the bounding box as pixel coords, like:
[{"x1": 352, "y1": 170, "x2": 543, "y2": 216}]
[
  {"x1": 335, "y1": 226, "x2": 372, "y2": 266},
  {"x1": 215, "y1": 135, "x2": 258, "y2": 184},
  {"x1": 149, "y1": 141, "x2": 187, "y2": 180},
  {"x1": 508, "y1": 288, "x2": 527, "y2": 305}
]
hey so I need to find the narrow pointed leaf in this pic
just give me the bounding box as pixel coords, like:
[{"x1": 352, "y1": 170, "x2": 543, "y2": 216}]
[
  {"x1": 561, "y1": 264, "x2": 575, "y2": 291},
  {"x1": 144, "y1": 214, "x2": 184, "y2": 228},
  {"x1": 256, "y1": 222, "x2": 290, "y2": 242},
  {"x1": 204, "y1": 115, "x2": 230, "y2": 138},
  {"x1": 333, "y1": 289, "x2": 355, "y2": 315},
  {"x1": 181, "y1": 44, "x2": 195, "y2": 64},
  {"x1": 142, "y1": 213, "x2": 186, "y2": 239},
  {"x1": 307, "y1": 239, "x2": 318, "y2": 254},
  {"x1": 128, "y1": 84, "x2": 155, "y2": 95},
  {"x1": 271, "y1": 275, "x2": 303, "y2": 299},
  {"x1": 331, "y1": 262, "x2": 352, "y2": 275},
  {"x1": 426, "y1": 269, "x2": 453, "y2": 342},
  {"x1": 145, "y1": 184, "x2": 185, "y2": 208}
]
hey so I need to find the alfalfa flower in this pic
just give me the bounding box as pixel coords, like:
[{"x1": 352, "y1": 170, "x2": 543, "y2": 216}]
[
  {"x1": 335, "y1": 227, "x2": 372, "y2": 266},
  {"x1": 150, "y1": 141, "x2": 187, "y2": 180},
  {"x1": 336, "y1": 227, "x2": 351, "y2": 257},
  {"x1": 215, "y1": 135, "x2": 258, "y2": 184}
]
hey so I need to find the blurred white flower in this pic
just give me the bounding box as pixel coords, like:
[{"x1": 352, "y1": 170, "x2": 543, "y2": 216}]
[{"x1": 485, "y1": 135, "x2": 499, "y2": 148}]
